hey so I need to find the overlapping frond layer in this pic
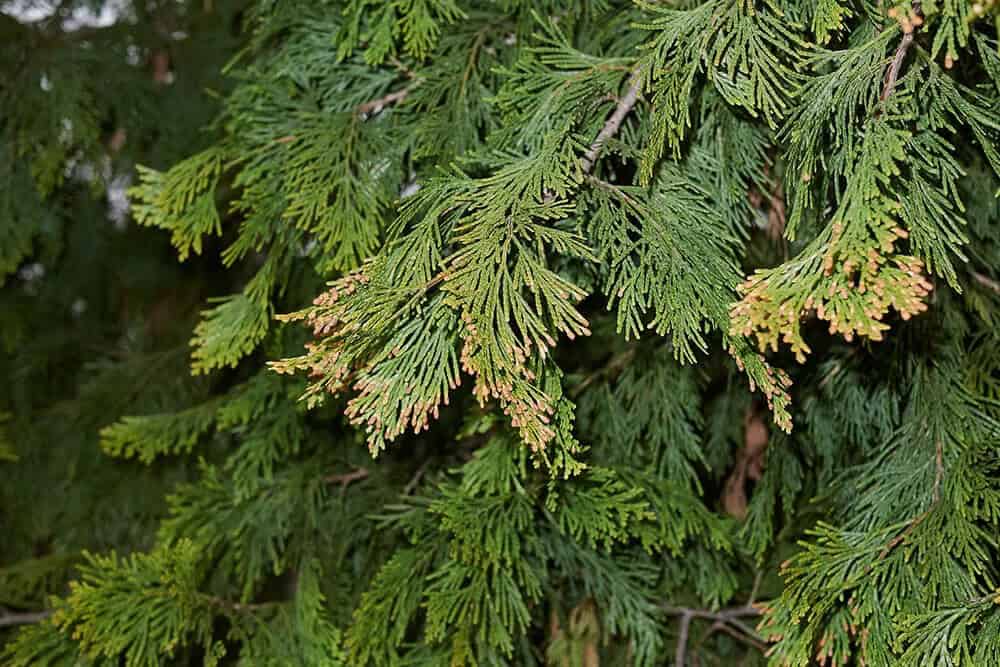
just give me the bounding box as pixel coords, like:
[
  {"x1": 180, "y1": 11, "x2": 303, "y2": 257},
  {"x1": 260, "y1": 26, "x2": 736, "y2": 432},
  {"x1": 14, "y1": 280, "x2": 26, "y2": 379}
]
[{"x1": 8, "y1": 1, "x2": 1000, "y2": 666}]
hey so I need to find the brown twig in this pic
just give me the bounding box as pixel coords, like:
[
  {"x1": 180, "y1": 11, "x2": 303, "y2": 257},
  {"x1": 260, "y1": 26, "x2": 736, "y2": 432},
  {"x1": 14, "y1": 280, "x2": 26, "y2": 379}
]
[
  {"x1": 206, "y1": 596, "x2": 279, "y2": 615},
  {"x1": 877, "y1": 509, "x2": 928, "y2": 561},
  {"x1": 324, "y1": 467, "x2": 370, "y2": 487},
  {"x1": 403, "y1": 459, "x2": 431, "y2": 495},
  {"x1": 881, "y1": 32, "x2": 914, "y2": 101},
  {"x1": 388, "y1": 56, "x2": 416, "y2": 79},
  {"x1": 667, "y1": 605, "x2": 765, "y2": 665},
  {"x1": 586, "y1": 175, "x2": 641, "y2": 207},
  {"x1": 580, "y1": 67, "x2": 644, "y2": 175},
  {"x1": 880, "y1": 2, "x2": 922, "y2": 102},
  {"x1": 540, "y1": 68, "x2": 642, "y2": 202},
  {"x1": 275, "y1": 84, "x2": 413, "y2": 143},
  {"x1": 356, "y1": 87, "x2": 413, "y2": 115},
  {"x1": 675, "y1": 610, "x2": 693, "y2": 667},
  {"x1": 663, "y1": 605, "x2": 763, "y2": 622},
  {"x1": 0, "y1": 609, "x2": 52, "y2": 628},
  {"x1": 713, "y1": 621, "x2": 769, "y2": 652},
  {"x1": 748, "y1": 570, "x2": 763, "y2": 606},
  {"x1": 972, "y1": 270, "x2": 1000, "y2": 294}
]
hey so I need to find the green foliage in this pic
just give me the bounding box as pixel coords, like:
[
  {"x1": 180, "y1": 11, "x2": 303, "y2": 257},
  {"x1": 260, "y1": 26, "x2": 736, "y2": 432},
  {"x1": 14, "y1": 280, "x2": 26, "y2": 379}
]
[
  {"x1": 3, "y1": 619, "x2": 107, "y2": 667},
  {"x1": 0, "y1": 412, "x2": 15, "y2": 462},
  {"x1": 762, "y1": 359, "x2": 1000, "y2": 665},
  {"x1": 338, "y1": 0, "x2": 467, "y2": 64},
  {"x1": 0, "y1": 553, "x2": 80, "y2": 610},
  {"x1": 237, "y1": 560, "x2": 346, "y2": 665},
  {"x1": 0, "y1": 147, "x2": 56, "y2": 286},
  {"x1": 584, "y1": 171, "x2": 740, "y2": 361},
  {"x1": 635, "y1": 0, "x2": 807, "y2": 183},
  {"x1": 100, "y1": 399, "x2": 221, "y2": 463},
  {"x1": 50, "y1": 541, "x2": 220, "y2": 667},
  {"x1": 7, "y1": 0, "x2": 1000, "y2": 665},
  {"x1": 130, "y1": 149, "x2": 225, "y2": 262}
]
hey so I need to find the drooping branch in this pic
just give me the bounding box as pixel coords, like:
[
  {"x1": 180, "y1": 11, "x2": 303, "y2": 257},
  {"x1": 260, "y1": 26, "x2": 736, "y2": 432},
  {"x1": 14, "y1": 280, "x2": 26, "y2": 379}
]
[{"x1": 876, "y1": 438, "x2": 944, "y2": 562}]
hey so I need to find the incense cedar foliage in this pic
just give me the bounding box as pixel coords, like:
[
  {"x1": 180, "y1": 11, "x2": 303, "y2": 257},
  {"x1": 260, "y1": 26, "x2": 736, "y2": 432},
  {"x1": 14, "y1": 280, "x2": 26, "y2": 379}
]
[{"x1": 6, "y1": 1, "x2": 1000, "y2": 666}]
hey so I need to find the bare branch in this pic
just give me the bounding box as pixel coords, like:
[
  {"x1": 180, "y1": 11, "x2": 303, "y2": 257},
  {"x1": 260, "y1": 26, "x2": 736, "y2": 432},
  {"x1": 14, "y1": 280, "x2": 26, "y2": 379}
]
[
  {"x1": 675, "y1": 610, "x2": 693, "y2": 667},
  {"x1": 880, "y1": 2, "x2": 923, "y2": 101},
  {"x1": 206, "y1": 596, "x2": 280, "y2": 615},
  {"x1": 713, "y1": 621, "x2": 769, "y2": 652},
  {"x1": 356, "y1": 87, "x2": 413, "y2": 115},
  {"x1": 324, "y1": 467, "x2": 370, "y2": 487},
  {"x1": 881, "y1": 32, "x2": 914, "y2": 101},
  {"x1": 663, "y1": 604, "x2": 763, "y2": 621},
  {"x1": 403, "y1": 459, "x2": 431, "y2": 495},
  {"x1": 972, "y1": 270, "x2": 1000, "y2": 294},
  {"x1": 665, "y1": 605, "x2": 766, "y2": 665},
  {"x1": 580, "y1": 67, "x2": 644, "y2": 175},
  {"x1": 749, "y1": 570, "x2": 763, "y2": 606},
  {"x1": 0, "y1": 609, "x2": 51, "y2": 628}
]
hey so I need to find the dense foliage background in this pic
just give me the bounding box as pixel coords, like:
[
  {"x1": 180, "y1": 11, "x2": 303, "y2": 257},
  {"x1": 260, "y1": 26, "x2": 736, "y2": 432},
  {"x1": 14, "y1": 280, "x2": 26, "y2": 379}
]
[{"x1": 4, "y1": 0, "x2": 1000, "y2": 665}]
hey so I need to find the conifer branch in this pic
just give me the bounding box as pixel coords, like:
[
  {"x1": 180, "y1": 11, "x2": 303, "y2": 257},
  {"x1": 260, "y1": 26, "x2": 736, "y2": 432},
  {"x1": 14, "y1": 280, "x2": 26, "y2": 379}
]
[
  {"x1": 17, "y1": 3, "x2": 1000, "y2": 665},
  {"x1": 0, "y1": 609, "x2": 51, "y2": 628},
  {"x1": 877, "y1": 438, "x2": 944, "y2": 561},
  {"x1": 580, "y1": 67, "x2": 644, "y2": 175}
]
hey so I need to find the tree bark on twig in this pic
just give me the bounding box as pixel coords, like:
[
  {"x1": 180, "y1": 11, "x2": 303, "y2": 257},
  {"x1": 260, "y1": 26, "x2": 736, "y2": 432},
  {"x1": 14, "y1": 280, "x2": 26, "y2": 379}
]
[
  {"x1": 0, "y1": 609, "x2": 51, "y2": 628},
  {"x1": 580, "y1": 68, "x2": 644, "y2": 175},
  {"x1": 324, "y1": 467, "x2": 370, "y2": 488},
  {"x1": 356, "y1": 87, "x2": 413, "y2": 115},
  {"x1": 880, "y1": 2, "x2": 923, "y2": 101},
  {"x1": 664, "y1": 605, "x2": 765, "y2": 665}
]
